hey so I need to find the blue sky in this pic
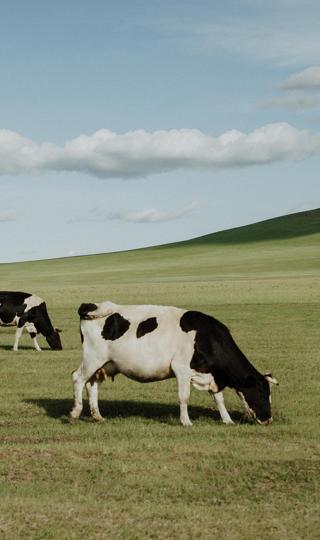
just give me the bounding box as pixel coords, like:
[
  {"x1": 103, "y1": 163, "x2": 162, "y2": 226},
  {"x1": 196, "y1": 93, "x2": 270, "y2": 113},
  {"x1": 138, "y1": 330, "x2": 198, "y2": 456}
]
[{"x1": 1, "y1": 0, "x2": 320, "y2": 262}]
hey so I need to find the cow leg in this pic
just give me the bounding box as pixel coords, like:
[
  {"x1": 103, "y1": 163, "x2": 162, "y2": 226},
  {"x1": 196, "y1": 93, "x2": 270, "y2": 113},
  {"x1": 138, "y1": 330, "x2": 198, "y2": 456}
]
[
  {"x1": 25, "y1": 322, "x2": 41, "y2": 351},
  {"x1": 171, "y1": 360, "x2": 193, "y2": 426},
  {"x1": 70, "y1": 359, "x2": 107, "y2": 420},
  {"x1": 85, "y1": 378, "x2": 104, "y2": 422},
  {"x1": 13, "y1": 325, "x2": 24, "y2": 351},
  {"x1": 211, "y1": 391, "x2": 234, "y2": 425},
  {"x1": 70, "y1": 368, "x2": 86, "y2": 420},
  {"x1": 29, "y1": 332, "x2": 41, "y2": 352}
]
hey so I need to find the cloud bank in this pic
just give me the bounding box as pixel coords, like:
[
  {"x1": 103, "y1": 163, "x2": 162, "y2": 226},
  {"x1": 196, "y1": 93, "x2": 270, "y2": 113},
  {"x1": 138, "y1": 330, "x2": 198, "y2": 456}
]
[
  {"x1": 1, "y1": 124, "x2": 320, "y2": 179},
  {"x1": 190, "y1": 4, "x2": 320, "y2": 66},
  {"x1": 108, "y1": 202, "x2": 199, "y2": 223},
  {"x1": 281, "y1": 66, "x2": 320, "y2": 90},
  {"x1": 260, "y1": 66, "x2": 320, "y2": 111},
  {"x1": 70, "y1": 202, "x2": 198, "y2": 224},
  {"x1": 0, "y1": 209, "x2": 17, "y2": 222},
  {"x1": 261, "y1": 92, "x2": 320, "y2": 111}
]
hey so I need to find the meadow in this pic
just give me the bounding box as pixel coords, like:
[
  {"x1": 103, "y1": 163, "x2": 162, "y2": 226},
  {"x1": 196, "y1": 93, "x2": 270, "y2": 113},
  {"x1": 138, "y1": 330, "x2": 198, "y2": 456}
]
[{"x1": 0, "y1": 209, "x2": 319, "y2": 539}]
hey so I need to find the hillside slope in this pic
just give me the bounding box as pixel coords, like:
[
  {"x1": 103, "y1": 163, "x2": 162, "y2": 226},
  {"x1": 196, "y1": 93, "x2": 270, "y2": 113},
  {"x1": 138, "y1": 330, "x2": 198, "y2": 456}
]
[
  {"x1": 0, "y1": 209, "x2": 319, "y2": 294},
  {"x1": 166, "y1": 208, "x2": 320, "y2": 247}
]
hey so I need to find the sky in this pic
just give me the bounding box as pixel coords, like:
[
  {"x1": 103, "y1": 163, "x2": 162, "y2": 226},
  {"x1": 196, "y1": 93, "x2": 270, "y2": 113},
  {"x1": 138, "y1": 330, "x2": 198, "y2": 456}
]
[{"x1": 1, "y1": 0, "x2": 320, "y2": 262}]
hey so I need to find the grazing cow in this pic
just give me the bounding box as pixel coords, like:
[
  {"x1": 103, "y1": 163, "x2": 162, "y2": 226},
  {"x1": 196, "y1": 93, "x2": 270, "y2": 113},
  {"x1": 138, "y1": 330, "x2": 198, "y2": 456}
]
[
  {"x1": 71, "y1": 301, "x2": 277, "y2": 426},
  {"x1": 0, "y1": 291, "x2": 62, "y2": 351}
]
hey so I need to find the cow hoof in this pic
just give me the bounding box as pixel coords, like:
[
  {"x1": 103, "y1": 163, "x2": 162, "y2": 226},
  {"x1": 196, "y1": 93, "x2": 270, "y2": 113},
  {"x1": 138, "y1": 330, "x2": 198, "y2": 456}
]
[
  {"x1": 69, "y1": 410, "x2": 81, "y2": 422},
  {"x1": 181, "y1": 419, "x2": 193, "y2": 427},
  {"x1": 92, "y1": 415, "x2": 105, "y2": 423},
  {"x1": 223, "y1": 419, "x2": 235, "y2": 425}
]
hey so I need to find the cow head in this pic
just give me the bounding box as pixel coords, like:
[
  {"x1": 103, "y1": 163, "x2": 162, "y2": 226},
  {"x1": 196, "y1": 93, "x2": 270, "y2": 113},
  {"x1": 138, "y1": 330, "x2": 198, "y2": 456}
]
[
  {"x1": 237, "y1": 372, "x2": 277, "y2": 424},
  {"x1": 46, "y1": 328, "x2": 63, "y2": 350}
]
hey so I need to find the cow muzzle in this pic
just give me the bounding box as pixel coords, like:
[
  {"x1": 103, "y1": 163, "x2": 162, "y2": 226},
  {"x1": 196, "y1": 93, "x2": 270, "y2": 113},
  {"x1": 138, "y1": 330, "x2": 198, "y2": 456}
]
[{"x1": 257, "y1": 417, "x2": 273, "y2": 425}]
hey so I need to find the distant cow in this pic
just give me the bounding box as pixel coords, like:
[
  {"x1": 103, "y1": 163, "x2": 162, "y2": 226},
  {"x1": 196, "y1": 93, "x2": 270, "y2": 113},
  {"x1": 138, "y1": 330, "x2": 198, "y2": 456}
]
[
  {"x1": 0, "y1": 291, "x2": 62, "y2": 351},
  {"x1": 71, "y1": 301, "x2": 277, "y2": 426}
]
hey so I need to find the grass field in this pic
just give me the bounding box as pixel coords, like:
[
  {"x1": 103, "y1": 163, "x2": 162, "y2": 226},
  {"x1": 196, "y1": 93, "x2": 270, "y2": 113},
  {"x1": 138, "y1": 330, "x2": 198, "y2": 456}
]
[{"x1": 0, "y1": 209, "x2": 319, "y2": 539}]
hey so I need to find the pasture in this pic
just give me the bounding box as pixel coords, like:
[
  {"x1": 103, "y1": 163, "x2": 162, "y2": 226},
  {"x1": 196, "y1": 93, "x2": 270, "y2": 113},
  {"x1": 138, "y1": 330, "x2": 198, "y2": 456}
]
[{"x1": 0, "y1": 209, "x2": 319, "y2": 539}]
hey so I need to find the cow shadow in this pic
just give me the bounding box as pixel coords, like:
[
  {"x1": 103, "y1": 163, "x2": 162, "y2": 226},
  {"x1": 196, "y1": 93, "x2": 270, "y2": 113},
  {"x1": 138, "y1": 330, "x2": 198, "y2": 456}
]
[
  {"x1": 24, "y1": 398, "x2": 248, "y2": 424},
  {"x1": 0, "y1": 345, "x2": 52, "y2": 351},
  {"x1": 0, "y1": 345, "x2": 17, "y2": 351}
]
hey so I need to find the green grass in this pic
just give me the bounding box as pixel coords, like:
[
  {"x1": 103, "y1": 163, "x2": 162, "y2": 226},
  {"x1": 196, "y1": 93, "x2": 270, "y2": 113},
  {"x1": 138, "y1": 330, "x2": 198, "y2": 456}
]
[{"x1": 1, "y1": 209, "x2": 320, "y2": 539}]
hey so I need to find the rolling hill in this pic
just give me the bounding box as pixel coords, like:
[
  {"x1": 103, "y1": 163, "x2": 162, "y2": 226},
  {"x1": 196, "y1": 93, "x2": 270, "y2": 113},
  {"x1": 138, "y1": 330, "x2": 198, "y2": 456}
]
[
  {"x1": 1, "y1": 208, "x2": 319, "y2": 293},
  {"x1": 163, "y1": 207, "x2": 320, "y2": 247}
]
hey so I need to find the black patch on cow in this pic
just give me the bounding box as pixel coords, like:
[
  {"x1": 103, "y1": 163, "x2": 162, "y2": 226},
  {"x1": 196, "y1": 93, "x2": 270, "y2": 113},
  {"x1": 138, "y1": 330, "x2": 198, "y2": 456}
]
[
  {"x1": 180, "y1": 310, "x2": 271, "y2": 422},
  {"x1": 180, "y1": 311, "x2": 234, "y2": 389},
  {"x1": 101, "y1": 313, "x2": 130, "y2": 341},
  {"x1": 180, "y1": 310, "x2": 253, "y2": 385},
  {"x1": 22, "y1": 302, "x2": 62, "y2": 350},
  {"x1": 78, "y1": 303, "x2": 98, "y2": 319},
  {"x1": 0, "y1": 291, "x2": 31, "y2": 306},
  {"x1": 136, "y1": 317, "x2": 158, "y2": 338},
  {"x1": 0, "y1": 291, "x2": 30, "y2": 324},
  {"x1": 29, "y1": 332, "x2": 37, "y2": 339},
  {"x1": 80, "y1": 328, "x2": 84, "y2": 344}
]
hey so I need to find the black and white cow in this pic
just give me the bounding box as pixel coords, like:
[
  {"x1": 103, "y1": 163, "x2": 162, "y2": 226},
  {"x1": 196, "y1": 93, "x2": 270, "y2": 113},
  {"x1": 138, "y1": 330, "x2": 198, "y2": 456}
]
[
  {"x1": 0, "y1": 291, "x2": 62, "y2": 351},
  {"x1": 71, "y1": 301, "x2": 277, "y2": 426}
]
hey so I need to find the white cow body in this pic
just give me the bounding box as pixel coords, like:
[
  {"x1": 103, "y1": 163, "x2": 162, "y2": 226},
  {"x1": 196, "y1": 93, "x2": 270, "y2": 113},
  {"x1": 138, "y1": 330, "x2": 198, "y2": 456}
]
[{"x1": 81, "y1": 303, "x2": 192, "y2": 382}]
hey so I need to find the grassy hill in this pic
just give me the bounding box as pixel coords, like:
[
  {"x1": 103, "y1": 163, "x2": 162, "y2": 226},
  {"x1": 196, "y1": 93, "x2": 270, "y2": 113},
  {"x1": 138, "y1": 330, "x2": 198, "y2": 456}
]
[
  {"x1": 170, "y1": 207, "x2": 320, "y2": 245},
  {"x1": 0, "y1": 209, "x2": 319, "y2": 539},
  {"x1": 2, "y1": 208, "x2": 320, "y2": 292}
]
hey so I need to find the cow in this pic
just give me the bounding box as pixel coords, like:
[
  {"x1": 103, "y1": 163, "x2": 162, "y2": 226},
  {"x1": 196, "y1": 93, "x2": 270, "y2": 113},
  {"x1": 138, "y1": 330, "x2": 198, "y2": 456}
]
[
  {"x1": 71, "y1": 301, "x2": 277, "y2": 426},
  {"x1": 0, "y1": 291, "x2": 62, "y2": 351}
]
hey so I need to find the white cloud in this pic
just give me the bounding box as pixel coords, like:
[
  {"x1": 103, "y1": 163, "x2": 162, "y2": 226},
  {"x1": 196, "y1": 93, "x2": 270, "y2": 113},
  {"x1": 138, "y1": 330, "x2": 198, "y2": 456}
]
[
  {"x1": 108, "y1": 202, "x2": 199, "y2": 223},
  {"x1": 260, "y1": 67, "x2": 320, "y2": 112},
  {"x1": 281, "y1": 66, "x2": 320, "y2": 90},
  {"x1": 1, "y1": 124, "x2": 320, "y2": 180},
  {"x1": 189, "y1": 4, "x2": 320, "y2": 66},
  {"x1": 0, "y1": 209, "x2": 17, "y2": 222},
  {"x1": 70, "y1": 202, "x2": 199, "y2": 224},
  {"x1": 260, "y1": 92, "x2": 320, "y2": 111}
]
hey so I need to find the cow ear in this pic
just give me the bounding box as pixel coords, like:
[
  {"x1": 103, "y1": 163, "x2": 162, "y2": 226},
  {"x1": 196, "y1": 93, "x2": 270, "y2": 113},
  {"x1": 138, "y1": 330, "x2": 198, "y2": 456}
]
[
  {"x1": 264, "y1": 373, "x2": 279, "y2": 385},
  {"x1": 55, "y1": 327, "x2": 62, "y2": 333}
]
